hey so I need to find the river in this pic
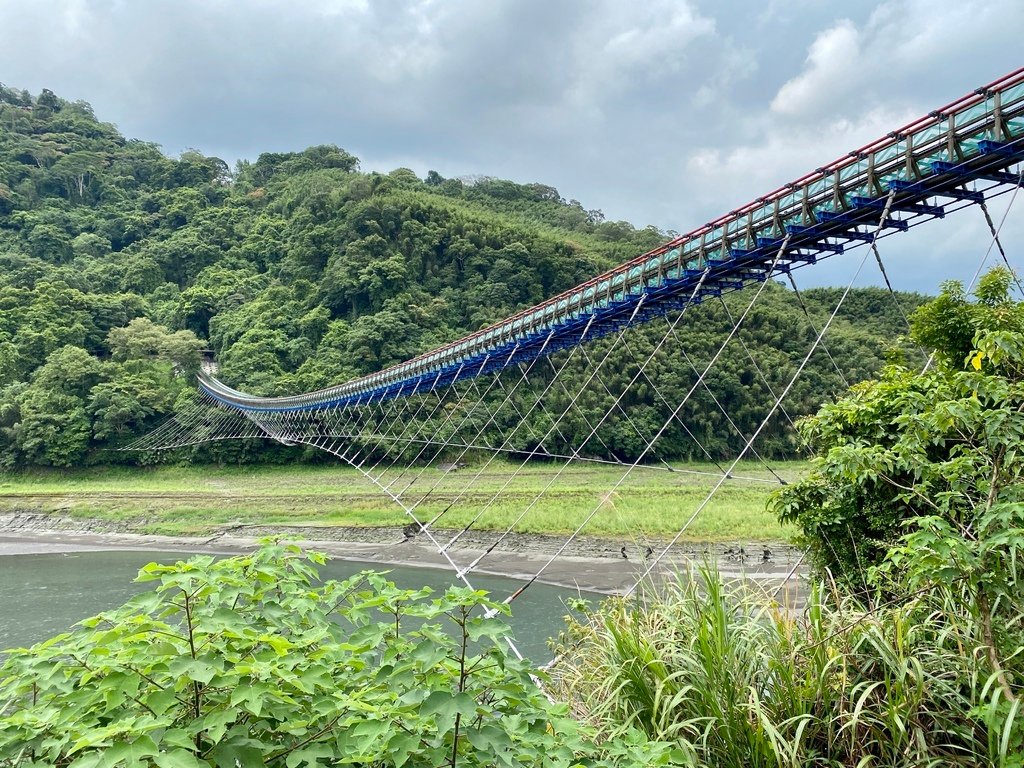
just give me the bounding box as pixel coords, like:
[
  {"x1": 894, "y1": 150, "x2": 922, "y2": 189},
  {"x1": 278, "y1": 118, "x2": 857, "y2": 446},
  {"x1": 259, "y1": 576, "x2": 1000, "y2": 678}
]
[{"x1": 0, "y1": 550, "x2": 591, "y2": 662}]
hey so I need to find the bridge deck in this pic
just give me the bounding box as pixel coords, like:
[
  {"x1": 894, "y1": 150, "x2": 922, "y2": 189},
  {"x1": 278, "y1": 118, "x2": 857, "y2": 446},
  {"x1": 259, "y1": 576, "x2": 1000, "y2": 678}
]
[{"x1": 201, "y1": 68, "x2": 1024, "y2": 413}]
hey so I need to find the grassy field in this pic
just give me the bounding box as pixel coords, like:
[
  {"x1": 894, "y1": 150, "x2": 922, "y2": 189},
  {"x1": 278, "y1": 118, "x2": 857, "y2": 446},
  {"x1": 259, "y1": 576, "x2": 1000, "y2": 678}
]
[{"x1": 0, "y1": 460, "x2": 806, "y2": 542}]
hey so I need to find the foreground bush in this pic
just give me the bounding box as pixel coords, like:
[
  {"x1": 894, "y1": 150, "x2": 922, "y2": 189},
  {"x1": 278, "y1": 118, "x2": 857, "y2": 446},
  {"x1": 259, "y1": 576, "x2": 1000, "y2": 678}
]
[
  {"x1": 550, "y1": 272, "x2": 1024, "y2": 766},
  {"x1": 550, "y1": 568, "x2": 1023, "y2": 767},
  {"x1": 0, "y1": 542, "x2": 675, "y2": 767},
  {"x1": 771, "y1": 268, "x2": 1024, "y2": 595}
]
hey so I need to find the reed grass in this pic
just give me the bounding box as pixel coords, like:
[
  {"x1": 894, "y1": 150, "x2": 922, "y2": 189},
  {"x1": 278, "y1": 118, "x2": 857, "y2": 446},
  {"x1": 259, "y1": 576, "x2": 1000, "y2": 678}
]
[{"x1": 550, "y1": 567, "x2": 1022, "y2": 767}]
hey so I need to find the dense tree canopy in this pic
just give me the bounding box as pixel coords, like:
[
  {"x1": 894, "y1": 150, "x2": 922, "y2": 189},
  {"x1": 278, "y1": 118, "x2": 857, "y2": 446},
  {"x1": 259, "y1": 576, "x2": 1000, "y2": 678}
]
[{"x1": 0, "y1": 84, "x2": 925, "y2": 468}]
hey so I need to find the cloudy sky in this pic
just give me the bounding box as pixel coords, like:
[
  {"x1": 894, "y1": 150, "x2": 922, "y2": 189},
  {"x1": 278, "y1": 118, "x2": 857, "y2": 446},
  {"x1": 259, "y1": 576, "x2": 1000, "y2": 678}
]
[{"x1": 1, "y1": 0, "x2": 1022, "y2": 291}]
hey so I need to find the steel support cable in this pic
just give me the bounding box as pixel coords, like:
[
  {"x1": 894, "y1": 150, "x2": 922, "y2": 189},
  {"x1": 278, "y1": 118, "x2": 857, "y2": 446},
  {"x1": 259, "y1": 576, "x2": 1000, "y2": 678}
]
[
  {"x1": 305, "y1": 410, "x2": 326, "y2": 442},
  {"x1": 362, "y1": 396, "x2": 396, "y2": 456},
  {"x1": 347, "y1": 399, "x2": 385, "y2": 459},
  {"x1": 375, "y1": 379, "x2": 441, "y2": 460},
  {"x1": 348, "y1": 394, "x2": 382, "y2": 446},
  {"x1": 327, "y1": 402, "x2": 377, "y2": 469},
  {"x1": 171, "y1": 398, "x2": 236, "y2": 448},
  {"x1": 208, "y1": 401, "x2": 260, "y2": 444},
  {"x1": 171, "y1": 405, "x2": 242, "y2": 450},
  {"x1": 370, "y1": 398, "x2": 443, "y2": 488},
  {"x1": 776, "y1": 186, "x2": 1023, "y2": 619},
  {"x1": 267, "y1": 408, "x2": 300, "y2": 444},
  {"x1": 390, "y1": 335, "x2": 554, "y2": 513},
  {"x1": 921, "y1": 165, "x2": 1024, "y2": 387},
  {"x1": 576, "y1": 341, "x2": 704, "y2": 468},
  {"x1": 454, "y1": 344, "x2": 611, "y2": 472},
  {"x1": 500, "y1": 238, "x2": 792, "y2": 603},
  {"x1": 770, "y1": 553, "x2": 807, "y2": 602},
  {"x1": 219, "y1": 408, "x2": 253, "y2": 441},
  {"x1": 155, "y1": 398, "x2": 224, "y2": 449},
  {"x1": 490, "y1": 372, "x2": 567, "y2": 455},
  {"x1": 364, "y1": 378, "x2": 432, "y2": 483},
  {"x1": 320, "y1": 403, "x2": 348, "y2": 439},
  {"x1": 359, "y1": 391, "x2": 397, "y2": 457},
  {"x1": 379, "y1": 382, "x2": 465, "y2": 492},
  {"x1": 295, "y1": 426, "x2": 783, "y2": 483},
  {"x1": 924, "y1": 164, "x2": 1023, "y2": 373},
  {"x1": 715, "y1": 296, "x2": 805, "y2": 442},
  {"x1": 869, "y1": 191, "x2": 913, "y2": 332},
  {"x1": 438, "y1": 296, "x2": 675, "y2": 558},
  {"x1": 122, "y1": 411, "x2": 175, "y2": 450},
  {"x1": 665, "y1": 329, "x2": 788, "y2": 484},
  {"x1": 320, "y1": 431, "x2": 789, "y2": 478},
  {"x1": 394, "y1": 334, "x2": 576, "y2": 537},
  {"x1": 963, "y1": 166, "x2": 1024, "y2": 294},
  {"x1": 408, "y1": 308, "x2": 660, "y2": 534},
  {"x1": 615, "y1": 337, "x2": 735, "y2": 477},
  {"x1": 300, "y1": 407, "x2": 322, "y2": 441},
  {"x1": 626, "y1": 202, "x2": 899, "y2": 597},
  {"x1": 530, "y1": 358, "x2": 622, "y2": 459},
  {"x1": 381, "y1": 384, "x2": 487, "y2": 502},
  {"x1": 456, "y1": 271, "x2": 714, "y2": 578},
  {"x1": 361, "y1": 392, "x2": 403, "y2": 461},
  {"x1": 385, "y1": 371, "x2": 465, "y2": 461},
  {"x1": 155, "y1": 392, "x2": 216, "y2": 447},
  {"x1": 123, "y1": 406, "x2": 179, "y2": 450},
  {"x1": 785, "y1": 271, "x2": 850, "y2": 388},
  {"x1": 320, "y1": 403, "x2": 351, "y2": 442},
  {"x1": 448, "y1": 367, "x2": 541, "y2": 456},
  {"x1": 386, "y1": 353, "x2": 509, "y2": 498},
  {"x1": 384, "y1": 378, "x2": 477, "y2": 497},
  {"x1": 374, "y1": 371, "x2": 449, "y2": 487},
  {"x1": 329, "y1": 409, "x2": 372, "y2": 465},
  {"x1": 271, "y1": 429, "x2": 528, "y2": 663},
  {"x1": 262, "y1": 410, "x2": 284, "y2": 440},
  {"x1": 540, "y1": 356, "x2": 625, "y2": 463},
  {"x1": 350, "y1": 394, "x2": 397, "y2": 471},
  {"x1": 302, "y1": 408, "x2": 321, "y2": 439},
  {"x1": 241, "y1": 408, "x2": 275, "y2": 443},
  {"x1": 320, "y1": 407, "x2": 342, "y2": 440},
  {"x1": 247, "y1": 407, "x2": 289, "y2": 445},
  {"x1": 240, "y1": 417, "x2": 265, "y2": 441},
  {"x1": 134, "y1": 393, "x2": 213, "y2": 450},
  {"x1": 979, "y1": 196, "x2": 1024, "y2": 295},
  {"x1": 452, "y1": 274, "x2": 742, "y2": 565},
  {"x1": 433, "y1": 313, "x2": 641, "y2": 554}
]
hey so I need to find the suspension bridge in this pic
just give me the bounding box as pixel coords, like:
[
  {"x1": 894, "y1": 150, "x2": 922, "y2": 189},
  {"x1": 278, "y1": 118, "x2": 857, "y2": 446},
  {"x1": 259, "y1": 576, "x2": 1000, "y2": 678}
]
[{"x1": 130, "y1": 69, "x2": 1024, "y2": 641}]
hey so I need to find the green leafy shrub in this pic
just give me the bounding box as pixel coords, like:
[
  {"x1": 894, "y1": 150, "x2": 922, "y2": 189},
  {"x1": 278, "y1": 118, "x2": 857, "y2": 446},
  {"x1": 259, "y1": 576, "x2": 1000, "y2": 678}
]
[
  {"x1": 0, "y1": 542, "x2": 676, "y2": 767},
  {"x1": 770, "y1": 268, "x2": 1024, "y2": 589}
]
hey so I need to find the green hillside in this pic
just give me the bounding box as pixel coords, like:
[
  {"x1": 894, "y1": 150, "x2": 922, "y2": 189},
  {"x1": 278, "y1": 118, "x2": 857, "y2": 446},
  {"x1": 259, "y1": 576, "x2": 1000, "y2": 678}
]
[{"x1": 0, "y1": 85, "x2": 926, "y2": 468}]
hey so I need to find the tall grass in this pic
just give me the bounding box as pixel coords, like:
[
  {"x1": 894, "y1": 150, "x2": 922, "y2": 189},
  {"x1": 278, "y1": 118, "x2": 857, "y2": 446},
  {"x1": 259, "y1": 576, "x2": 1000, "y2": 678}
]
[
  {"x1": 0, "y1": 460, "x2": 800, "y2": 540},
  {"x1": 550, "y1": 568, "x2": 1022, "y2": 767}
]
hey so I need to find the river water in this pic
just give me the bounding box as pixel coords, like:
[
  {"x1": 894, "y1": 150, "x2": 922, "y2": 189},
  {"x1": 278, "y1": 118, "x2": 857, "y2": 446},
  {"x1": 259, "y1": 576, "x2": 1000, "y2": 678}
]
[{"x1": 0, "y1": 550, "x2": 591, "y2": 661}]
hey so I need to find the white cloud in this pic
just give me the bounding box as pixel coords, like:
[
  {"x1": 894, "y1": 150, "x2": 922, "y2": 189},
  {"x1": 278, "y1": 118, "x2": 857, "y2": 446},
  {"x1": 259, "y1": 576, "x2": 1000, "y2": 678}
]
[
  {"x1": 562, "y1": 0, "x2": 717, "y2": 115},
  {"x1": 770, "y1": 19, "x2": 859, "y2": 117},
  {"x1": 682, "y1": 104, "x2": 918, "y2": 228},
  {"x1": 0, "y1": 0, "x2": 1021, "y2": 291}
]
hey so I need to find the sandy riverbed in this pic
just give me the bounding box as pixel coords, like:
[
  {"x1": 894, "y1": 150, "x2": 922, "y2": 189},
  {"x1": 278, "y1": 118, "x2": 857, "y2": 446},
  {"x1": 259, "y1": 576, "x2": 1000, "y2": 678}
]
[{"x1": 0, "y1": 512, "x2": 805, "y2": 597}]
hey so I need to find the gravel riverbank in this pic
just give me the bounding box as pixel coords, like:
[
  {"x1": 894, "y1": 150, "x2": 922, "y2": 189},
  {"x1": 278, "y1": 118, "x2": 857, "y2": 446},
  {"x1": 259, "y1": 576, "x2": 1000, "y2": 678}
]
[{"x1": 0, "y1": 512, "x2": 805, "y2": 597}]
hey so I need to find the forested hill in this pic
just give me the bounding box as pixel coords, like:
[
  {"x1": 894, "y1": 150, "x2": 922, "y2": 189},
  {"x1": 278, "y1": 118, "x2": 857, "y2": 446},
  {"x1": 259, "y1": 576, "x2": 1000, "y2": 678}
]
[{"x1": 0, "y1": 85, "x2": 926, "y2": 468}]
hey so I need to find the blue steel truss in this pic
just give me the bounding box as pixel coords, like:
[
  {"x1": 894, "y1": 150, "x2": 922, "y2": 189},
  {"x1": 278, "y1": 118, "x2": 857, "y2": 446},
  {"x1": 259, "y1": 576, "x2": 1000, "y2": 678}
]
[{"x1": 201, "y1": 69, "x2": 1024, "y2": 413}]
